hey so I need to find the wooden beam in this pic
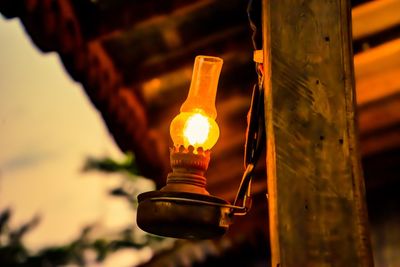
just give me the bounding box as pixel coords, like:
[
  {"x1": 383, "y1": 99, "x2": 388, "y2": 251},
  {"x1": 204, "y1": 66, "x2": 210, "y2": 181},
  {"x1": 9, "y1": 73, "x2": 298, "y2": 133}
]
[
  {"x1": 355, "y1": 38, "x2": 400, "y2": 106},
  {"x1": 356, "y1": 67, "x2": 400, "y2": 106},
  {"x1": 262, "y1": 0, "x2": 374, "y2": 266},
  {"x1": 354, "y1": 39, "x2": 400, "y2": 155},
  {"x1": 359, "y1": 95, "x2": 400, "y2": 135},
  {"x1": 98, "y1": 0, "x2": 249, "y2": 84},
  {"x1": 352, "y1": 0, "x2": 400, "y2": 40},
  {"x1": 354, "y1": 38, "x2": 400, "y2": 80},
  {"x1": 94, "y1": 0, "x2": 215, "y2": 42},
  {"x1": 360, "y1": 125, "x2": 400, "y2": 156},
  {"x1": 358, "y1": 94, "x2": 400, "y2": 156},
  {"x1": 74, "y1": 0, "x2": 206, "y2": 41}
]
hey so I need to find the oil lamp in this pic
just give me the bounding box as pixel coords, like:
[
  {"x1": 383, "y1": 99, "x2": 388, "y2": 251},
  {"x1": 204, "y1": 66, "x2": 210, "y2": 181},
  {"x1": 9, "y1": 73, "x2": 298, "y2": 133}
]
[{"x1": 137, "y1": 56, "x2": 253, "y2": 239}]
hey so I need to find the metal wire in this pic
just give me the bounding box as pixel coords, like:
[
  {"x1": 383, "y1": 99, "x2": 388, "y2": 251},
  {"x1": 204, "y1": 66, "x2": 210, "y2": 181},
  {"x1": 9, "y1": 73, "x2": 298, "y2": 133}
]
[
  {"x1": 245, "y1": 0, "x2": 265, "y2": 170},
  {"x1": 247, "y1": 0, "x2": 258, "y2": 50},
  {"x1": 232, "y1": 0, "x2": 265, "y2": 215}
]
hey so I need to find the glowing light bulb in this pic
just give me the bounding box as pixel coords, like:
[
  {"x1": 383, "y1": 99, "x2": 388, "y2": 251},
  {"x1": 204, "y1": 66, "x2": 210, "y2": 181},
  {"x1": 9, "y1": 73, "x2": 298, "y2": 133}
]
[{"x1": 170, "y1": 56, "x2": 222, "y2": 150}]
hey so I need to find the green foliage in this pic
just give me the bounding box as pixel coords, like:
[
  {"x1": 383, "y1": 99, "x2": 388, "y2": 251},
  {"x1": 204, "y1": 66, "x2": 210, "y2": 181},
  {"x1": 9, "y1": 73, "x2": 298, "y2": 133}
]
[
  {"x1": 82, "y1": 152, "x2": 139, "y2": 176},
  {"x1": 82, "y1": 152, "x2": 153, "y2": 207},
  {"x1": 0, "y1": 210, "x2": 161, "y2": 266},
  {"x1": 0, "y1": 152, "x2": 166, "y2": 266}
]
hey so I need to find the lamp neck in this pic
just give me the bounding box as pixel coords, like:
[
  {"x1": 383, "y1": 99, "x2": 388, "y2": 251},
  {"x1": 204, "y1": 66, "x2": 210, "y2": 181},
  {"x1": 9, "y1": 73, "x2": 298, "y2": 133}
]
[{"x1": 161, "y1": 146, "x2": 211, "y2": 195}]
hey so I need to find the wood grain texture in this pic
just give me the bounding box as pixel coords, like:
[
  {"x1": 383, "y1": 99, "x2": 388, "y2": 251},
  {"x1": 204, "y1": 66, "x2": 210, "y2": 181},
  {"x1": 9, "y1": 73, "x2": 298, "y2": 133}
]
[{"x1": 262, "y1": 0, "x2": 374, "y2": 266}]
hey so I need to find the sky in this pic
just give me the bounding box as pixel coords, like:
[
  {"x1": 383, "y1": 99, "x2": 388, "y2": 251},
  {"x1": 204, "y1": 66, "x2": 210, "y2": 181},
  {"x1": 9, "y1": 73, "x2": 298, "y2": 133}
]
[{"x1": 0, "y1": 17, "x2": 154, "y2": 261}]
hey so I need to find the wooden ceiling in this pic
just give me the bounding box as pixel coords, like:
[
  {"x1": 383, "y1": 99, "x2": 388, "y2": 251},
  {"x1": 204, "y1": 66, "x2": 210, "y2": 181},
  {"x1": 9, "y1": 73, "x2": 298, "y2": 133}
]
[
  {"x1": 1, "y1": 0, "x2": 399, "y2": 264},
  {"x1": 2, "y1": 0, "x2": 399, "y2": 193}
]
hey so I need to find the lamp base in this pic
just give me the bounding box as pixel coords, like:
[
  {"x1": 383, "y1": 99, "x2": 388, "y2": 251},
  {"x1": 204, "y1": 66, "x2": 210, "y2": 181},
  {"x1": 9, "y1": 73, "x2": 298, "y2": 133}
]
[{"x1": 137, "y1": 190, "x2": 233, "y2": 239}]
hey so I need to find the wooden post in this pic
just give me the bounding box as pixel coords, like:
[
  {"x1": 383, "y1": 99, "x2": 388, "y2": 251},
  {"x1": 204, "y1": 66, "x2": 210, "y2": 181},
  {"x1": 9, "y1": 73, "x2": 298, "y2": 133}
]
[{"x1": 262, "y1": 0, "x2": 374, "y2": 266}]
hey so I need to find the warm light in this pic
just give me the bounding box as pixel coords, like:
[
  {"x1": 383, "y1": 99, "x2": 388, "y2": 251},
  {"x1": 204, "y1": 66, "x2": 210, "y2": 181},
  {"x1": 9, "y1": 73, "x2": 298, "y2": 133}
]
[
  {"x1": 184, "y1": 113, "x2": 210, "y2": 145},
  {"x1": 170, "y1": 56, "x2": 222, "y2": 150},
  {"x1": 170, "y1": 111, "x2": 219, "y2": 150}
]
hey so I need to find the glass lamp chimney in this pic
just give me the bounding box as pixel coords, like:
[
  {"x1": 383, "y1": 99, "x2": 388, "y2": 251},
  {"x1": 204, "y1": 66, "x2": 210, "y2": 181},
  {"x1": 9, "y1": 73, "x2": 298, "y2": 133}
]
[{"x1": 170, "y1": 56, "x2": 223, "y2": 150}]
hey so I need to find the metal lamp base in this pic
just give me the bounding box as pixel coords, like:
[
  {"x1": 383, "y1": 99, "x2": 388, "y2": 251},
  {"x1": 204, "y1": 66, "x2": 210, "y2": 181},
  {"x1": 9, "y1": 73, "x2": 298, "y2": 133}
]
[
  {"x1": 137, "y1": 190, "x2": 233, "y2": 239},
  {"x1": 137, "y1": 146, "x2": 242, "y2": 239}
]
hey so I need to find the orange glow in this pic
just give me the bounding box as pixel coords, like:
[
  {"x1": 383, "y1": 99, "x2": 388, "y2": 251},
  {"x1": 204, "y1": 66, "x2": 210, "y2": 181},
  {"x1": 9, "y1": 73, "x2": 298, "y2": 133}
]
[
  {"x1": 169, "y1": 56, "x2": 222, "y2": 150},
  {"x1": 170, "y1": 111, "x2": 219, "y2": 150},
  {"x1": 184, "y1": 113, "x2": 210, "y2": 145}
]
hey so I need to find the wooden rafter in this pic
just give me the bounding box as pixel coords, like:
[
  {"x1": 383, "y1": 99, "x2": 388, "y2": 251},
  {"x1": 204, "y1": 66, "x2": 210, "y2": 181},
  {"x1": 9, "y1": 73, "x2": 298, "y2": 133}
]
[
  {"x1": 352, "y1": 0, "x2": 400, "y2": 40},
  {"x1": 355, "y1": 38, "x2": 400, "y2": 106}
]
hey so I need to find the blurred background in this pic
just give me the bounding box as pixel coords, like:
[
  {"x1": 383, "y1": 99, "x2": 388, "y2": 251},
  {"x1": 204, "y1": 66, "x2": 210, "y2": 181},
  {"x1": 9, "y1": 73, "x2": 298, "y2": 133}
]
[{"x1": 0, "y1": 0, "x2": 399, "y2": 266}]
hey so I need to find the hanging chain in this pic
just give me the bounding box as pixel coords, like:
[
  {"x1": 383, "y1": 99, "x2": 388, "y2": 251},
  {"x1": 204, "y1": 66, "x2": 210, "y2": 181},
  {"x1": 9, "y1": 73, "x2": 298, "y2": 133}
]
[{"x1": 233, "y1": 0, "x2": 265, "y2": 212}]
